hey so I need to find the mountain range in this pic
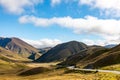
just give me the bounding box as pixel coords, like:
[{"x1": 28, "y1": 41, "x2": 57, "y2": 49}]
[
  {"x1": 0, "y1": 37, "x2": 119, "y2": 69},
  {"x1": 35, "y1": 40, "x2": 120, "y2": 69},
  {"x1": 59, "y1": 43, "x2": 120, "y2": 69}
]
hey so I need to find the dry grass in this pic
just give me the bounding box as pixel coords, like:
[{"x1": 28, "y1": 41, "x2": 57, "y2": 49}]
[
  {"x1": 0, "y1": 69, "x2": 95, "y2": 80},
  {"x1": 0, "y1": 62, "x2": 120, "y2": 80},
  {"x1": 101, "y1": 64, "x2": 120, "y2": 71},
  {"x1": 0, "y1": 68, "x2": 120, "y2": 80},
  {"x1": 26, "y1": 62, "x2": 59, "y2": 68}
]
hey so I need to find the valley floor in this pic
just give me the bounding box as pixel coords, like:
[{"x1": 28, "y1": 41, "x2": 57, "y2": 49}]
[
  {"x1": 0, "y1": 71, "x2": 120, "y2": 80},
  {"x1": 0, "y1": 62, "x2": 120, "y2": 80}
]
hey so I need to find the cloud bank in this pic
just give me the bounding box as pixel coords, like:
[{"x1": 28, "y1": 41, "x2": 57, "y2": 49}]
[
  {"x1": 22, "y1": 38, "x2": 62, "y2": 48},
  {"x1": 19, "y1": 15, "x2": 120, "y2": 36},
  {"x1": 0, "y1": 0, "x2": 43, "y2": 14},
  {"x1": 79, "y1": 0, "x2": 120, "y2": 18}
]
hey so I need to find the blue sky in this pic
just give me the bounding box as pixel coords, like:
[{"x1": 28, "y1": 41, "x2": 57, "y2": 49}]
[{"x1": 0, "y1": 0, "x2": 120, "y2": 48}]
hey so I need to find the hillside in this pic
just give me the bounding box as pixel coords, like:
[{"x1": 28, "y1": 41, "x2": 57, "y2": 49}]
[
  {"x1": 59, "y1": 46, "x2": 108, "y2": 66},
  {"x1": 0, "y1": 37, "x2": 41, "y2": 59},
  {"x1": 84, "y1": 44, "x2": 120, "y2": 68},
  {"x1": 35, "y1": 41, "x2": 88, "y2": 62},
  {"x1": 0, "y1": 47, "x2": 26, "y2": 62},
  {"x1": 60, "y1": 43, "x2": 120, "y2": 69},
  {"x1": 0, "y1": 47, "x2": 29, "y2": 74}
]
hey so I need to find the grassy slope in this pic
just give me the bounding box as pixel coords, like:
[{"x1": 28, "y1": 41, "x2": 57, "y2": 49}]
[
  {"x1": 101, "y1": 64, "x2": 120, "y2": 71},
  {"x1": 60, "y1": 46, "x2": 109, "y2": 67},
  {"x1": 0, "y1": 47, "x2": 30, "y2": 74},
  {"x1": 75, "y1": 45, "x2": 120, "y2": 68},
  {"x1": 0, "y1": 47, "x2": 28, "y2": 61},
  {"x1": 85, "y1": 45, "x2": 120, "y2": 68}
]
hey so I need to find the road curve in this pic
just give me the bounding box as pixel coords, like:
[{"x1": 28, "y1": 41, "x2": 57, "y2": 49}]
[{"x1": 67, "y1": 67, "x2": 120, "y2": 74}]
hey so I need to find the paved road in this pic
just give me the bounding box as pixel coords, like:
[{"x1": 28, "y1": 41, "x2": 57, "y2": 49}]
[{"x1": 67, "y1": 66, "x2": 120, "y2": 74}]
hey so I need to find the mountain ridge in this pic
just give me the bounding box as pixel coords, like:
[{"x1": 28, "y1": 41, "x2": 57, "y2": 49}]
[{"x1": 35, "y1": 41, "x2": 88, "y2": 62}]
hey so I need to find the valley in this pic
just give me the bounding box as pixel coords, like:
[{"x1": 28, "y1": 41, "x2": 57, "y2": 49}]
[
  {"x1": 0, "y1": 61, "x2": 120, "y2": 80},
  {"x1": 0, "y1": 37, "x2": 120, "y2": 80}
]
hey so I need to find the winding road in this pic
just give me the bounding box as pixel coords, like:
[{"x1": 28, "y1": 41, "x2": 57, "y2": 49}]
[{"x1": 67, "y1": 66, "x2": 120, "y2": 74}]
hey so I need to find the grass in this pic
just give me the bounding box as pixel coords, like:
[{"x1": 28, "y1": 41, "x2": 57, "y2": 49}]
[
  {"x1": 0, "y1": 60, "x2": 29, "y2": 75},
  {"x1": 95, "y1": 72, "x2": 120, "y2": 80},
  {"x1": 101, "y1": 64, "x2": 120, "y2": 71},
  {"x1": 0, "y1": 67, "x2": 120, "y2": 80},
  {"x1": 0, "y1": 61, "x2": 120, "y2": 80},
  {"x1": 25, "y1": 62, "x2": 59, "y2": 68}
]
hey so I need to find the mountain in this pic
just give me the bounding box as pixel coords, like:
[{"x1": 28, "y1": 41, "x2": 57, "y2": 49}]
[
  {"x1": 35, "y1": 41, "x2": 88, "y2": 62},
  {"x1": 104, "y1": 44, "x2": 117, "y2": 48},
  {"x1": 0, "y1": 37, "x2": 41, "y2": 59},
  {"x1": 60, "y1": 43, "x2": 120, "y2": 69},
  {"x1": 59, "y1": 46, "x2": 108, "y2": 66},
  {"x1": 85, "y1": 44, "x2": 120, "y2": 68}
]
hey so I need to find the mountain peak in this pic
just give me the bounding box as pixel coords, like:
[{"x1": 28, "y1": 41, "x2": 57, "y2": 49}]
[{"x1": 35, "y1": 41, "x2": 88, "y2": 62}]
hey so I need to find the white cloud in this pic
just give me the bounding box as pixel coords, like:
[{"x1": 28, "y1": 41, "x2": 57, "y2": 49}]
[
  {"x1": 22, "y1": 38, "x2": 62, "y2": 48},
  {"x1": 19, "y1": 15, "x2": 120, "y2": 45},
  {"x1": 0, "y1": 0, "x2": 43, "y2": 14},
  {"x1": 51, "y1": 0, "x2": 61, "y2": 7},
  {"x1": 82, "y1": 38, "x2": 120, "y2": 46},
  {"x1": 19, "y1": 15, "x2": 120, "y2": 35},
  {"x1": 79, "y1": 0, "x2": 120, "y2": 18},
  {"x1": 82, "y1": 39, "x2": 106, "y2": 46}
]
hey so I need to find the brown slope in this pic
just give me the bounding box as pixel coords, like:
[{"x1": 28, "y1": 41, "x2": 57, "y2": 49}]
[
  {"x1": 0, "y1": 37, "x2": 41, "y2": 59},
  {"x1": 0, "y1": 46, "x2": 26, "y2": 62},
  {"x1": 35, "y1": 41, "x2": 88, "y2": 62},
  {"x1": 59, "y1": 46, "x2": 108, "y2": 66},
  {"x1": 84, "y1": 44, "x2": 120, "y2": 68}
]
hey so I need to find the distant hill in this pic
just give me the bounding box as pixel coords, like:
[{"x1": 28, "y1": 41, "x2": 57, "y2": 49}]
[
  {"x1": 38, "y1": 47, "x2": 52, "y2": 54},
  {"x1": 104, "y1": 44, "x2": 117, "y2": 48},
  {"x1": 35, "y1": 41, "x2": 88, "y2": 62},
  {"x1": 0, "y1": 37, "x2": 41, "y2": 59}
]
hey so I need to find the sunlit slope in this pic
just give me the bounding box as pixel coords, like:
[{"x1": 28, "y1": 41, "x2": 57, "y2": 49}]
[{"x1": 0, "y1": 37, "x2": 41, "y2": 59}]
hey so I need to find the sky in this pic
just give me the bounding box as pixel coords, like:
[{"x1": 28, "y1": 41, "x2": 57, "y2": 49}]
[{"x1": 0, "y1": 0, "x2": 120, "y2": 48}]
